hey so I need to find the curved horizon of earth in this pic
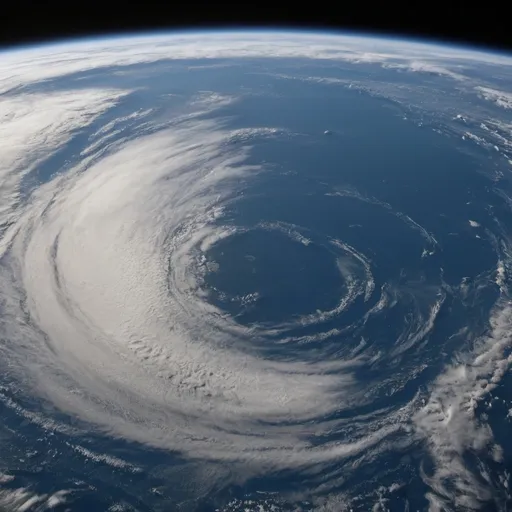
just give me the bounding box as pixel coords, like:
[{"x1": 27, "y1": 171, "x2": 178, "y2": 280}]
[{"x1": 0, "y1": 30, "x2": 511, "y2": 511}]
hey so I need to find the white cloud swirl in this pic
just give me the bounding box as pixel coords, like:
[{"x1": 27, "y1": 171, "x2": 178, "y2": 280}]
[
  {"x1": 0, "y1": 32, "x2": 511, "y2": 509},
  {"x1": 0, "y1": 107, "x2": 396, "y2": 479}
]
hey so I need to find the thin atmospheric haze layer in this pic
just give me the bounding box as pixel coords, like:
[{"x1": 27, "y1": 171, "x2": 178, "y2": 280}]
[{"x1": 0, "y1": 31, "x2": 511, "y2": 511}]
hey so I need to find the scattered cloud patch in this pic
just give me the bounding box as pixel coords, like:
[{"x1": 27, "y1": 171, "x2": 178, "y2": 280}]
[{"x1": 476, "y1": 86, "x2": 512, "y2": 110}]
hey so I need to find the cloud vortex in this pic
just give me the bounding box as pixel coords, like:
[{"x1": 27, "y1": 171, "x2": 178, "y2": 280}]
[{"x1": 0, "y1": 33, "x2": 511, "y2": 510}]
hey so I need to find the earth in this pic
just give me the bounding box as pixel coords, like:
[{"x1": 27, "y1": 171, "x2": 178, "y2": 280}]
[{"x1": 0, "y1": 30, "x2": 511, "y2": 512}]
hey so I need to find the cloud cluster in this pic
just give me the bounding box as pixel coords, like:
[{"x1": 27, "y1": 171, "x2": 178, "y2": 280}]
[{"x1": 476, "y1": 86, "x2": 512, "y2": 109}]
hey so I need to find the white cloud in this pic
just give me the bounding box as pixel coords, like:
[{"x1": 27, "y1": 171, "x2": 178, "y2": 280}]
[
  {"x1": 413, "y1": 301, "x2": 512, "y2": 509},
  {"x1": 0, "y1": 485, "x2": 71, "y2": 512},
  {"x1": 0, "y1": 89, "x2": 129, "y2": 239},
  {"x1": 0, "y1": 32, "x2": 511, "y2": 95},
  {"x1": 66, "y1": 443, "x2": 142, "y2": 473},
  {"x1": 476, "y1": 86, "x2": 512, "y2": 109},
  {"x1": 383, "y1": 60, "x2": 467, "y2": 80}
]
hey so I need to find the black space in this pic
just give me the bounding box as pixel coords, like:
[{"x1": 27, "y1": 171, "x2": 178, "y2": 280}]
[{"x1": 0, "y1": 3, "x2": 510, "y2": 55}]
